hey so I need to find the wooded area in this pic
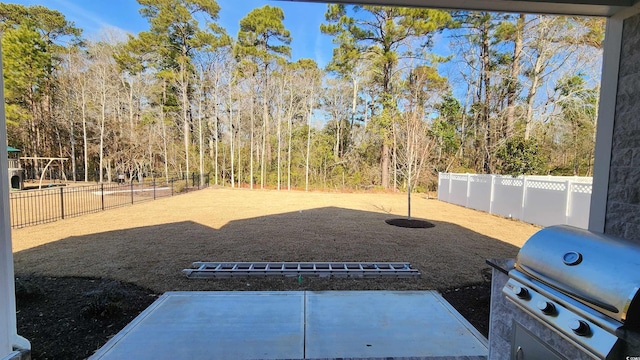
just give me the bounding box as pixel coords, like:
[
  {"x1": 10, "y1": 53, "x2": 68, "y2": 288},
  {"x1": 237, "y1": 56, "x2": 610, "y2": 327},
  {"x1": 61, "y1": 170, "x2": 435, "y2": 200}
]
[{"x1": 0, "y1": 1, "x2": 604, "y2": 191}]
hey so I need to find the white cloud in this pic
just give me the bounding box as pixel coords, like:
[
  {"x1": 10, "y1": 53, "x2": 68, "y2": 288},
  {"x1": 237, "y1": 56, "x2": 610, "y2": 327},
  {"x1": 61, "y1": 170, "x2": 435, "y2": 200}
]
[
  {"x1": 314, "y1": 34, "x2": 327, "y2": 68},
  {"x1": 51, "y1": 0, "x2": 116, "y2": 32}
]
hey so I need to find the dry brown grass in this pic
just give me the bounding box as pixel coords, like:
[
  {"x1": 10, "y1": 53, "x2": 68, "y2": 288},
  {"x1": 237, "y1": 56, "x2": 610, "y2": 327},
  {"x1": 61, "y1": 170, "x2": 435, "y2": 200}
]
[{"x1": 11, "y1": 188, "x2": 539, "y2": 293}]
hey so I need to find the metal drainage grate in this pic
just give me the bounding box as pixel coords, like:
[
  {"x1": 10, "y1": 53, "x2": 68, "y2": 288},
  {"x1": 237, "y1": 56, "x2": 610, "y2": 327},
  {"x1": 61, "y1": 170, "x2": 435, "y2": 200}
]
[{"x1": 183, "y1": 262, "x2": 420, "y2": 279}]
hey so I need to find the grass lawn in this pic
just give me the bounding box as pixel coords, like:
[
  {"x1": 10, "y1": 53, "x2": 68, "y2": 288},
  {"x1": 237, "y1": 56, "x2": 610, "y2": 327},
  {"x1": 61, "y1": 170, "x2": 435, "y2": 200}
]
[
  {"x1": 11, "y1": 187, "x2": 539, "y2": 359},
  {"x1": 12, "y1": 187, "x2": 537, "y2": 292}
]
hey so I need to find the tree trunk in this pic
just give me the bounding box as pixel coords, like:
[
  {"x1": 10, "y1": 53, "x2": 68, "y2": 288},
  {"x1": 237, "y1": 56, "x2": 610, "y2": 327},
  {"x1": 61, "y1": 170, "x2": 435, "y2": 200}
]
[
  {"x1": 287, "y1": 80, "x2": 295, "y2": 191},
  {"x1": 277, "y1": 78, "x2": 284, "y2": 191},
  {"x1": 287, "y1": 111, "x2": 292, "y2": 191},
  {"x1": 181, "y1": 61, "x2": 190, "y2": 178},
  {"x1": 213, "y1": 80, "x2": 220, "y2": 186},
  {"x1": 505, "y1": 13, "x2": 524, "y2": 138},
  {"x1": 350, "y1": 77, "x2": 358, "y2": 136},
  {"x1": 525, "y1": 16, "x2": 545, "y2": 141},
  {"x1": 69, "y1": 116, "x2": 76, "y2": 182},
  {"x1": 392, "y1": 125, "x2": 397, "y2": 191},
  {"x1": 261, "y1": 87, "x2": 267, "y2": 189},
  {"x1": 237, "y1": 117, "x2": 242, "y2": 187},
  {"x1": 99, "y1": 91, "x2": 106, "y2": 183},
  {"x1": 335, "y1": 117, "x2": 341, "y2": 161},
  {"x1": 127, "y1": 77, "x2": 135, "y2": 131},
  {"x1": 82, "y1": 88, "x2": 88, "y2": 182},
  {"x1": 67, "y1": 70, "x2": 77, "y2": 182},
  {"x1": 481, "y1": 17, "x2": 492, "y2": 173},
  {"x1": 198, "y1": 81, "x2": 204, "y2": 186},
  {"x1": 162, "y1": 80, "x2": 169, "y2": 184},
  {"x1": 305, "y1": 91, "x2": 314, "y2": 192},
  {"x1": 250, "y1": 91, "x2": 255, "y2": 189},
  {"x1": 382, "y1": 142, "x2": 390, "y2": 188},
  {"x1": 229, "y1": 81, "x2": 235, "y2": 188}
]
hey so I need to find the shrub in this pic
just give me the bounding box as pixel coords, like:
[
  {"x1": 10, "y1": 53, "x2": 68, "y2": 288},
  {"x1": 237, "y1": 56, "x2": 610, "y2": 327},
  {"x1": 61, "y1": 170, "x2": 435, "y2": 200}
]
[
  {"x1": 81, "y1": 281, "x2": 131, "y2": 319},
  {"x1": 15, "y1": 276, "x2": 45, "y2": 303},
  {"x1": 173, "y1": 180, "x2": 187, "y2": 193}
]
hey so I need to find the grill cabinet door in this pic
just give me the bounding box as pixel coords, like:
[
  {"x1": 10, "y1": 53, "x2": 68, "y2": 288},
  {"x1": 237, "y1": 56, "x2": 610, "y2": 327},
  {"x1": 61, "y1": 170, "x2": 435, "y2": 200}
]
[{"x1": 512, "y1": 322, "x2": 567, "y2": 360}]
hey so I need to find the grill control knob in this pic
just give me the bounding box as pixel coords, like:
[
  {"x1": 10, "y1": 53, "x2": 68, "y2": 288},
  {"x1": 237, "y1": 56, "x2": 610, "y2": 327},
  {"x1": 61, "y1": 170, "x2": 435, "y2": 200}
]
[
  {"x1": 537, "y1": 301, "x2": 557, "y2": 315},
  {"x1": 514, "y1": 286, "x2": 530, "y2": 300},
  {"x1": 570, "y1": 319, "x2": 591, "y2": 336}
]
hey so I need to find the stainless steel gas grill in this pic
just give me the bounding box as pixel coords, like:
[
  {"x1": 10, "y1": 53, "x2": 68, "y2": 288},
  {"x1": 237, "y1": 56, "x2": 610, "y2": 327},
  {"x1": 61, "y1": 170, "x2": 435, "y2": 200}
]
[{"x1": 503, "y1": 225, "x2": 640, "y2": 359}]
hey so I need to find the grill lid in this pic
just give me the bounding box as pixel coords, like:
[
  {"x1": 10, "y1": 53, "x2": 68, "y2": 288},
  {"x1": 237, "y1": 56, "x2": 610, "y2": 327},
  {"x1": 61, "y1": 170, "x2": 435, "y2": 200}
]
[{"x1": 515, "y1": 225, "x2": 640, "y2": 324}]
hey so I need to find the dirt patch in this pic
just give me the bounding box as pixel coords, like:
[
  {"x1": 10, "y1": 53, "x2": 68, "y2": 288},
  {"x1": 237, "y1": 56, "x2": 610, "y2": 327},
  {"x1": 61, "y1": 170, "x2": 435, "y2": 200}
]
[
  {"x1": 441, "y1": 282, "x2": 492, "y2": 337},
  {"x1": 15, "y1": 275, "x2": 156, "y2": 360},
  {"x1": 385, "y1": 218, "x2": 435, "y2": 228},
  {"x1": 11, "y1": 188, "x2": 539, "y2": 358}
]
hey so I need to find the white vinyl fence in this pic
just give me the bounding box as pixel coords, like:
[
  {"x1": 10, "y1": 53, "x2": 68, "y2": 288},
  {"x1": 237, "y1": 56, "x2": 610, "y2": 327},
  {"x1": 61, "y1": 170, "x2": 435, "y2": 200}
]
[{"x1": 437, "y1": 173, "x2": 592, "y2": 229}]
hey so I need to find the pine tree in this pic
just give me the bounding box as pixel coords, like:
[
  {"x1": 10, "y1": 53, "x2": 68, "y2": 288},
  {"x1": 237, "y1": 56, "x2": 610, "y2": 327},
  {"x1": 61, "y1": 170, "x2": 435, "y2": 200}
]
[
  {"x1": 321, "y1": 5, "x2": 451, "y2": 188},
  {"x1": 235, "y1": 5, "x2": 292, "y2": 189},
  {"x1": 137, "y1": 0, "x2": 229, "y2": 177}
]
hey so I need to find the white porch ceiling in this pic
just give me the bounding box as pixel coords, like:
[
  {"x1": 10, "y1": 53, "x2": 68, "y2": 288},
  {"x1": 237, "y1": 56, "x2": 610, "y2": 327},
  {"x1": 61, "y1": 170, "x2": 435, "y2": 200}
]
[{"x1": 284, "y1": 0, "x2": 639, "y2": 17}]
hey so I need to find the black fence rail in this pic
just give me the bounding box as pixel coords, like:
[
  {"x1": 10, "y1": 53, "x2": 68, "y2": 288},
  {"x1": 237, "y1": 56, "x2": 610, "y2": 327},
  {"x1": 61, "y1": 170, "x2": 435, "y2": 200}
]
[{"x1": 9, "y1": 173, "x2": 210, "y2": 229}]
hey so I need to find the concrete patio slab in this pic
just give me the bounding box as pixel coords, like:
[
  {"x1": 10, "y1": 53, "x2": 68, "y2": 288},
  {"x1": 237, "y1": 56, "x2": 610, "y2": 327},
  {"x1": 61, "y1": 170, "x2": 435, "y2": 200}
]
[
  {"x1": 305, "y1": 291, "x2": 488, "y2": 359},
  {"x1": 90, "y1": 290, "x2": 487, "y2": 360},
  {"x1": 90, "y1": 291, "x2": 305, "y2": 360}
]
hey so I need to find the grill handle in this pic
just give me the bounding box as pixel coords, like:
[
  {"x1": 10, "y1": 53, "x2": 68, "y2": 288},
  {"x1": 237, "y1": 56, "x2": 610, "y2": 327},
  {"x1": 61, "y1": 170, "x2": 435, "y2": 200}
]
[{"x1": 517, "y1": 264, "x2": 619, "y2": 314}]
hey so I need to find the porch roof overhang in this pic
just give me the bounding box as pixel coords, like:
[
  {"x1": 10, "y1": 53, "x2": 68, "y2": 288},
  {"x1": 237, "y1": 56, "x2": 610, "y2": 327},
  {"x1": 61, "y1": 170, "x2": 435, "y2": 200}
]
[{"x1": 287, "y1": 0, "x2": 640, "y2": 17}]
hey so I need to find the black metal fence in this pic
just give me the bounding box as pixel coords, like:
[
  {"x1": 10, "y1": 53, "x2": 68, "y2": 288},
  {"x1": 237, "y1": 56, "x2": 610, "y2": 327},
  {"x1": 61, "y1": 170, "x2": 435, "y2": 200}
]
[{"x1": 9, "y1": 173, "x2": 210, "y2": 229}]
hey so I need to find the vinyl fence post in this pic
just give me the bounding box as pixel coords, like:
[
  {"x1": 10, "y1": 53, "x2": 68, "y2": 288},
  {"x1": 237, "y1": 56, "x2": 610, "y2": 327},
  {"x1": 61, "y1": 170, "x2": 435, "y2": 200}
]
[
  {"x1": 101, "y1": 183, "x2": 105, "y2": 211},
  {"x1": 565, "y1": 180, "x2": 572, "y2": 225},
  {"x1": 466, "y1": 173, "x2": 471, "y2": 207},
  {"x1": 60, "y1": 187, "x2": 64, "y2": 220},
  {"x1": 521, "y1": 177, "x2": 528, "y2": 221},
  {"x1": 489, "y1": 175, "x2": 496, "y2": 215},
  {"x1": 448, "y1": 173, "x2": 452, "y2": 203}
]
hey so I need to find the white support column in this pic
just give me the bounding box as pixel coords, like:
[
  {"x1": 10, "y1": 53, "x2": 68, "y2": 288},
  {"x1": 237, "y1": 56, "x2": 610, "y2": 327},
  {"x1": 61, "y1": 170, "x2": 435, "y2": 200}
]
[
  {"x1": 589, "y1": 18, "x2": 624, "y2": 233},
  {"x1": 0, "y1": 41, "x2": 29, "y2": 359},
  {"x1": 0, "y1": 41, "x2": 13, "y2": 357}
]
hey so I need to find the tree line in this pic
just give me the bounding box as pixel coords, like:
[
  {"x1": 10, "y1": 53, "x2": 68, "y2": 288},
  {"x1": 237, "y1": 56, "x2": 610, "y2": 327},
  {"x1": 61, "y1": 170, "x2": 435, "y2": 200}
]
[{"x1": 0, "y1": 1, "x2": 603, "y2": 191}]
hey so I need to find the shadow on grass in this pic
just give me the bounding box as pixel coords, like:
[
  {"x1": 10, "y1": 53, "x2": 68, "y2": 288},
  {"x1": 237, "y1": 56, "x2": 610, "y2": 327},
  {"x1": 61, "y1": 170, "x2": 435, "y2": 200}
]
[{"x1": 14, "y1": 206, "x2": 519, "y2": 293}]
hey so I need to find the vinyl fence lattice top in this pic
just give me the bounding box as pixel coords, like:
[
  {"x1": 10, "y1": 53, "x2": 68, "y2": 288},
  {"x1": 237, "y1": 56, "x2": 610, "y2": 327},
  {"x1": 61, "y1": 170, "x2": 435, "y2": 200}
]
[{"x1": 437, "y1": 173, "x2": 592, "y2": 229}]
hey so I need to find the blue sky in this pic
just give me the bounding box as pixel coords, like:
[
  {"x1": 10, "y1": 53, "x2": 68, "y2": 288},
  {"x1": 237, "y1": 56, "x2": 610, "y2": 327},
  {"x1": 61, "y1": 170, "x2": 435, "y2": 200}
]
[{"x1": 6, "y1": 0, "x2": 335, "y2": 67}]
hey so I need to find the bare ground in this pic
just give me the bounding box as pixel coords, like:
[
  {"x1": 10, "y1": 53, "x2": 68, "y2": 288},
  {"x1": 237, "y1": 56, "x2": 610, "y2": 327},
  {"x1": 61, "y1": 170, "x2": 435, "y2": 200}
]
[{"x1": 12, "y1": 188, "x2": 540, "y2": 359}]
